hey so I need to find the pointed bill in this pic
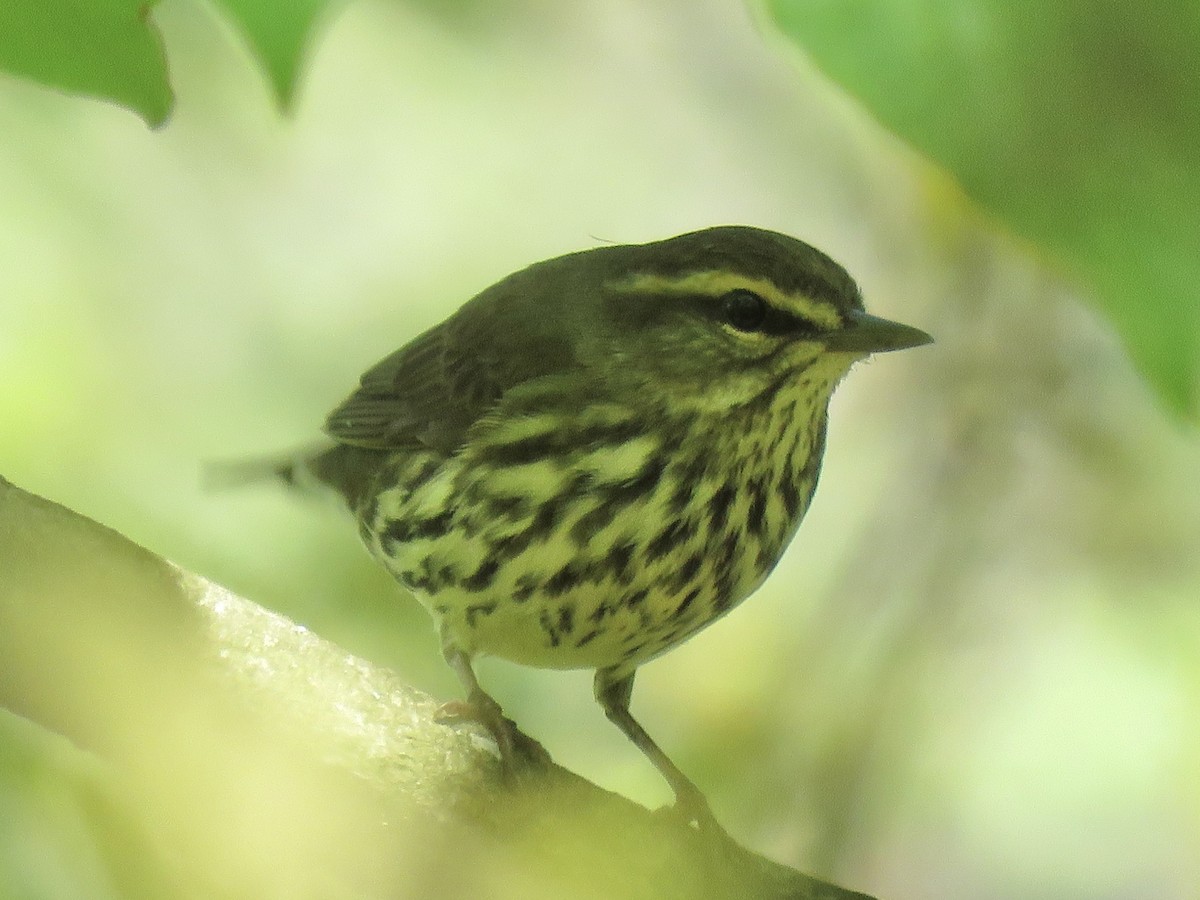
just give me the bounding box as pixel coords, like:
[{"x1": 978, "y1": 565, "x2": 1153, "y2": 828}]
[{"x1": 823, "y1": 309, "x2": 933, "y2": 354}]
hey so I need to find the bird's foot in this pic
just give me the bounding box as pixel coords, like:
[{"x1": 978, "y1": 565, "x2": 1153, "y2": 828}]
[
  {"x1": 663, "y1": 785, "x2": 727, "y2": 838},
  {"x1": 436, "y1": 693, "x2": 551, "y2": 775}
]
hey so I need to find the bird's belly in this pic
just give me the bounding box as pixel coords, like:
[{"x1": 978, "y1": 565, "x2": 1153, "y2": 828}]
[
  {"x1": 419, "y1": 578, "x2": 692, "y2": 671},
  {"x1": 369, "y1": 499, "x2": 741, "y2": 671},
  {"x1": 359, "y1": 411, "x2": 821, "y2": 671}
]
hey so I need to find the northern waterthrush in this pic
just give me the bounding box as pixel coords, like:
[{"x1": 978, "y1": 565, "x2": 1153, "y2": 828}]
[{"x1": 273, "y1": 226, "x2": 930, "y2": 822}]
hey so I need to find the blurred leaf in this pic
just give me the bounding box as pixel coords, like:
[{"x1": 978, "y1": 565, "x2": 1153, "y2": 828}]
[
  {"x1": 212, "y1": 0, "x2": 331, "y2": 110},
  {"x1": 0, "y1": 0, "x2": 172, "y2": 125},
  {"x1": 768, "y1": 0, "x2": 1200, "y2": 416},
  {"x1": 0, "y1": 709, "x2": 182, "y2": 900}
]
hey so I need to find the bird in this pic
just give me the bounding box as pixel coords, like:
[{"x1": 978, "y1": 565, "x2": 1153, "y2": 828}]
[{"x1": 265, "y1": 225, "x2": 931, "y2": 823}]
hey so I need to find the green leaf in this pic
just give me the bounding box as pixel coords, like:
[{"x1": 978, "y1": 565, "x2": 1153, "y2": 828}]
[
  {"x1": 0, "y1": 0, "x2": 172, "y2": 126},
  {"x1": 768, "y1": 0, "x2": 1200, "y2": 416},
  {"x1": 212, "y1": 0, "x2": 331, "y2": 111}
]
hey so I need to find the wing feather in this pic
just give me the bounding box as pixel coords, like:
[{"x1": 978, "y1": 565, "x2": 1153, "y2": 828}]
[{"x1": 322, "y1": 265, "x2": 585, "y2": 454}]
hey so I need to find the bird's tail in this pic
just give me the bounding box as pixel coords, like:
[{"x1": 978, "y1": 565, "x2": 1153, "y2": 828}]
[
  {"x1": 203, "y1": 443, "x2": 380, "y2": 510},
  {"x1": 203, "y1": 443, "x2": 330, "y2": 494}
]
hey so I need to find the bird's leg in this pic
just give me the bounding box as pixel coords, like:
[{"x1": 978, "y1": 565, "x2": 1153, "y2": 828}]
[
  {"x1": 439, "y1": 643, "x2": 549, "y2": 771},
  {"x1": 594, "y1": 667, "x2": 719, "y2": 830}
]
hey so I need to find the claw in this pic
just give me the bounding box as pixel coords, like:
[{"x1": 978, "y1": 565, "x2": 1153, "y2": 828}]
[
  {"x1": 436, "y1": 691, "x2": 550, "y2": 772},
  {"x1": 671, "y1": 787, "x2": 721, "y2": 833}
]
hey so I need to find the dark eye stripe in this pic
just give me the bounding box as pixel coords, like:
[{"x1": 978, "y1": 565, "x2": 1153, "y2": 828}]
[
  {"x1": 604, "y1": 284, "x2": 828, "y2": 337},
  {"x1": 696, "y1": 293, "x2": 821, "y2": 337}
]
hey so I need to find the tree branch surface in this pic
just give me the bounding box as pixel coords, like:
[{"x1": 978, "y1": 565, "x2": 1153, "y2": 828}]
[{"x1": 0, "y1": 475, "x2": 877, "y2": 900}]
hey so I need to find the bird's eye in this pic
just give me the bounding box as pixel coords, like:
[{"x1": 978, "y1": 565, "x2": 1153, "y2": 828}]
[{"x1": 721, "y1": 289, "x2": 768, "y2": 332}]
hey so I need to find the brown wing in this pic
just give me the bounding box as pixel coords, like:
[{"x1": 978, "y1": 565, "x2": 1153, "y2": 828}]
[{"x1": 323, "y1": 268, "x2": 584, "y2": 455}]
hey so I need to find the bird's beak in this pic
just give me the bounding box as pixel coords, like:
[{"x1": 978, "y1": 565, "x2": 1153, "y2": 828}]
[{"x1": 823, "y1": 309, "x2": 933, "y2": 354}]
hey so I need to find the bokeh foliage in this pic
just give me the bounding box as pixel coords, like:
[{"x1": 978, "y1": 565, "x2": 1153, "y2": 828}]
[
  {"x1": 2, "y1": 0, "x2": 1195, "y2": 413},
  {"x1": 0, "y1": 0, "x2": 173, "y2": 125},
  {"x1": 768, "y1": 0, "x2": 1200, "y2": 416}
]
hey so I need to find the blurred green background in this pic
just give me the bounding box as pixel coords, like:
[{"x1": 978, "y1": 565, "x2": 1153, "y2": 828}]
[{"x1": 2, "y1": 0, "x2": 1198, "y2": 897}]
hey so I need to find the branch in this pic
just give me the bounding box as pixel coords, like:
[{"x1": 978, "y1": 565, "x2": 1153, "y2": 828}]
[{"x1": 0, "y1": 475, "x2": 876, "y2": 899}]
